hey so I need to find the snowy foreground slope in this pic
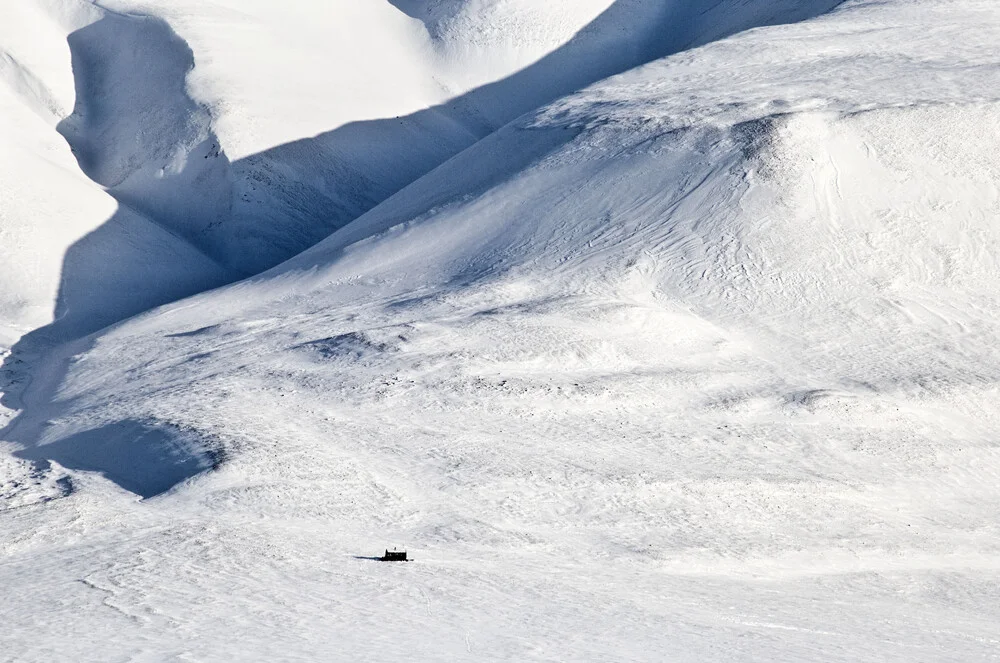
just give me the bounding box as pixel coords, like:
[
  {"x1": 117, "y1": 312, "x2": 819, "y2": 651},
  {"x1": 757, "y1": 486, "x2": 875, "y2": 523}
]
[{"x1": 4, "y1": 0, "x2": 1000, "y2": 660}]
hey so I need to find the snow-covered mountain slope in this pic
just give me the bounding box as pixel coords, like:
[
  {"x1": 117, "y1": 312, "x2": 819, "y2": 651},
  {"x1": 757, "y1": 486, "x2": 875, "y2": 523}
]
[
  {"x1": 0, "y1": 0, "x2": 843, "y2": 350},
  {"x1": 5, "y1": 0, "x2": 1000, "y2": 660}
]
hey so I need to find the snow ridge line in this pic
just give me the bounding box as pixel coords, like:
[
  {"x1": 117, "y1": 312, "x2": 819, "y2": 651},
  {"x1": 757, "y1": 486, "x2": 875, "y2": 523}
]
[{"x1": 0, "y1": 48, "x2": 65, "y2": 123}]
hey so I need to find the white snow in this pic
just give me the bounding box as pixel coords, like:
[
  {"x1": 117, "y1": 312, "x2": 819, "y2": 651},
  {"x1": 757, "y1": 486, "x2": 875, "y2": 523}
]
[{"x1": 3, "y1": 0, "x2": 1000, "y2": 660}]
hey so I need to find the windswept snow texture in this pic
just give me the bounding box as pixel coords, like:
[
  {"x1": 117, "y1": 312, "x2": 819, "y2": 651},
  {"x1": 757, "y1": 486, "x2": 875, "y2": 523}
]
[{"x1": 5, "y1": 0, "x2": 1000, "y2": 660}]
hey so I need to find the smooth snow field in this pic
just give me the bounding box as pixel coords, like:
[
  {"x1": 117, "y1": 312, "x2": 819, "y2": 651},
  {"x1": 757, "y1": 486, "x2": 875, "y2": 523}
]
[{"x1": 3, "y1": 0, "x2": 1000, "y2": 660}]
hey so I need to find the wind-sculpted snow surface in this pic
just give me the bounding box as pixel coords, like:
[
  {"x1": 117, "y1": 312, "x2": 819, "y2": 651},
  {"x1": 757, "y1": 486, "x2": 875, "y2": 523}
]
[{"x1": 5, "y1": 0, "x2": 1000, "y2": 660}]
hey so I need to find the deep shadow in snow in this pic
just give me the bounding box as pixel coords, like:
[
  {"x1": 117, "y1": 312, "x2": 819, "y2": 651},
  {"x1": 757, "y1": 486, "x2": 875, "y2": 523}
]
[
  {"x1": 57, "y1": 13, "x2": 234, "y2": 260},
  {"x1": 14, "y1": 420, "x2": 222, "y2": 499},
  {"x1": 0, "y1": 0, "x2": 844, "y2": 498}
]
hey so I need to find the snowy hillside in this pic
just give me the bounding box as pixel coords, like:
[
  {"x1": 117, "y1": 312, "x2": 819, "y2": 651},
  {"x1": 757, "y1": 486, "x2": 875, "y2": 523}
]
[{"x1": 4, "y1": 0, "x2": 1000, "y2": 660}]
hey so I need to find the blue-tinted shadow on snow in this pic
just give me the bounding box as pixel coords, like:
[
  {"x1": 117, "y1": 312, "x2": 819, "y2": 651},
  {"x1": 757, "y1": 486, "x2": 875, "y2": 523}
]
[{"x1": 14, "y1": 420, "x2": 221, "y2": 499}]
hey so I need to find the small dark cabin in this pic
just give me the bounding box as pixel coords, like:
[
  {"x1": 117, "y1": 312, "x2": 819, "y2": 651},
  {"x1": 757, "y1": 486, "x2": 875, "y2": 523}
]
[{"x1": 381, "y1": 549, "x2": 408, "y2": 562}]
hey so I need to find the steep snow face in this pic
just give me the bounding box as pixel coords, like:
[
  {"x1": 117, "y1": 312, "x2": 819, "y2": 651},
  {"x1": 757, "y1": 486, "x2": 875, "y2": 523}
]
[
  {"x1": 0, "y1": 1, "x2": 77, "y2": 122},
  {"x1": 4, "y1": 0, "x2": 1000, "y2": 660},
  {"x1": 0, "y1": 1, "x2": 93, "y2": 345},
  {"x1": 0, "y1": 0, "x2": 228, "y2": 348}
]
